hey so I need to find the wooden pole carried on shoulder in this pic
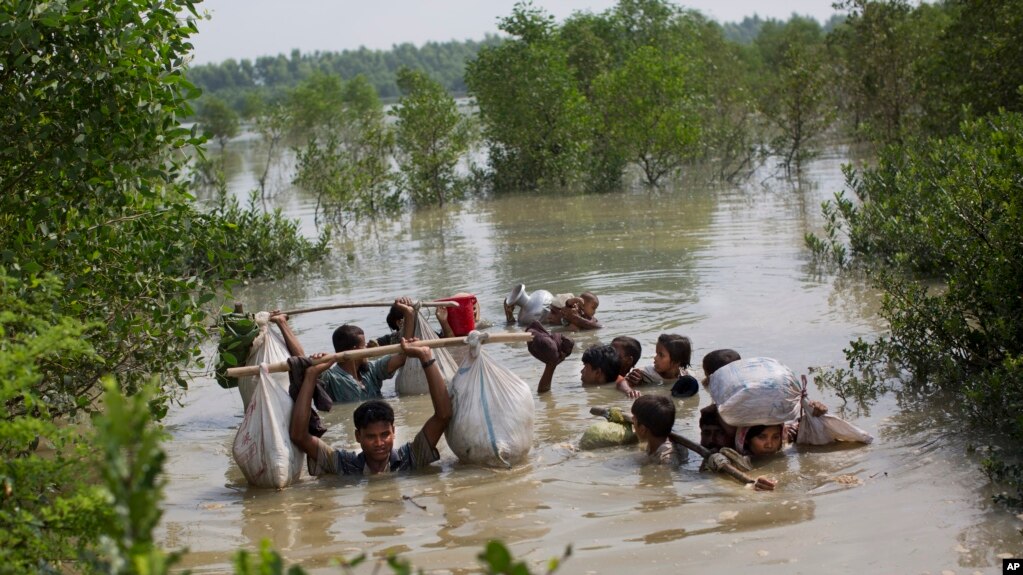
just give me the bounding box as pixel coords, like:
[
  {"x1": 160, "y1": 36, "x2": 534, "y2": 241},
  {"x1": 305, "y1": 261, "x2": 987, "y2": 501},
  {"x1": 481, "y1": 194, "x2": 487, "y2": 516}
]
[
  {"x1": 225, "y1": 332, "x2": 533, "y2": 378},
  {"x1": 280, "y1": 300, "x2": 458, "y2": 317},
  {"x1": 589, "y1": 406, "x2": 772, "y2": 490}
]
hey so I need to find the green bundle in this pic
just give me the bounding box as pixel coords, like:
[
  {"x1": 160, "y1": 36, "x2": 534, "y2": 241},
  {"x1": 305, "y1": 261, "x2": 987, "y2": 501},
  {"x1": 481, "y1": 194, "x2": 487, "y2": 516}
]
[
  {"x1": 215, "y1": 312, "x2": 259, "y2": 389},
  {"x1": 579, "y1": 420, "x2": 638, "y2": 450}
]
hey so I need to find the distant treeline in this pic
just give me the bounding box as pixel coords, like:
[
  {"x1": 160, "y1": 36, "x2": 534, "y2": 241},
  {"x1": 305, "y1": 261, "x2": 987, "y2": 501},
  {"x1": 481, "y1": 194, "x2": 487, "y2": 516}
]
[
  {"x1": 187, "y1": 35, "x2": 502, "y2": 109},
  {"x1": 187, "y1": 13, "x2": 850, "y2": 113}
]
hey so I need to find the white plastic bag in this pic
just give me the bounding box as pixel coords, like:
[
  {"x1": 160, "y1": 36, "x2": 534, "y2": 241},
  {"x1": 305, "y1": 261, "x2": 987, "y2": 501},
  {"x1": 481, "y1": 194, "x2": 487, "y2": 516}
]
[
  {"x1": 796, "y1": 397, "x2": 874, "y2": 445},
  {"x1": 709, "y1": 357, "x2": 803, "y2": 427},
  {"x1": 231, "y1": 312, "x2": 304, "y2": 488},
  {"x1": 446, "y1": 331, "x2": 535, "y2": 467},
  {"x1": 237, "y1": 312, "x2": 289, "y2": 411},
  {"x1": 395, "y1": 308, "x2": 458, "y2": 395}
]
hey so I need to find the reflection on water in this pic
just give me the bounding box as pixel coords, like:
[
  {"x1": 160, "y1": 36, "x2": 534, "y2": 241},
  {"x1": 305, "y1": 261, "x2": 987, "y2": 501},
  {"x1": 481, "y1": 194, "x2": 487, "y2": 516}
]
[{"x1": 159, "y1": 146, "x2": 1022, "y2": 573}]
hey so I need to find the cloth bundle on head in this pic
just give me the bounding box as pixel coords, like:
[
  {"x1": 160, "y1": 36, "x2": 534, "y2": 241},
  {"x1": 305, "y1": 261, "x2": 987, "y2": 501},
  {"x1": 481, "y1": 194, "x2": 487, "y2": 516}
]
[
  {"x1": 394, "y1": 306, "x2": 458, "y2": 395},
  {"x1": 525, "y1": 320, "x2": 574, "y2": 364},
  {"x1": 446, "y1": 331, "x2": 535, "y2": 467},
  {"x1": 709, "y1": 357, "x2": 803, "y2": 427},
  {"x1": 231, "y1": 312, "x2": 304, "y2": 488}
]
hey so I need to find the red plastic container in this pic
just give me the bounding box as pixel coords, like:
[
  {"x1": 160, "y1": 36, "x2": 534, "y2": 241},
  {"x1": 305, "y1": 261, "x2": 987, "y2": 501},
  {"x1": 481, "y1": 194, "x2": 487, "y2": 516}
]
[{"x1": 439, "y1": 294, "x2": 477, "y2": 336}]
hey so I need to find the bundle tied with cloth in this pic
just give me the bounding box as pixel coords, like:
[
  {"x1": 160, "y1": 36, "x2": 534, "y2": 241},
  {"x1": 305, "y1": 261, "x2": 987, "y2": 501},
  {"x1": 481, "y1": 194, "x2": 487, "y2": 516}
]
[
  {"x1": 215, "y1": 311, "x2": 259, "y2": 397},
  {"x1": 579, "y1": 407, "x2": 638, "y2": 450},
  {"x1": 709, "y1": 357, "x2": 874, "y2": 446},
  {"x1": 394, "y1": 302, "x2": 459, "y2": 395},
  {"x1": 446, "y1": 331, "x2": 535, "y2": 467}
]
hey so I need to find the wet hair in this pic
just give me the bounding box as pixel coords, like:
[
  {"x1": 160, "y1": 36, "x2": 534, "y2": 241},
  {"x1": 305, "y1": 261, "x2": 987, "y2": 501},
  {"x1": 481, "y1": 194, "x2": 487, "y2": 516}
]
[
  {"x1": 631, "y1": 395, "x2": 675, "y2": 438},
  {"x1": 744, "y1": 424, "x2": 784, "y2": 455},
  {"x1": 702, "y1": 349, "x2": 741, "y2": 377},
  {"x1": 611, "y1": 336, "x2": 642, "y2": 375},
  {"x1": 744, "y1": 425, "x2": 767, "y2": 452},
  {"x1": 353, "y1": 399, "x2": 394, "y2": 430},
  {"x1": 580, "y1": 291, "x2": 599, "y2": 310},
  {"x1": 331, "y1": 324, "x2": 365, "y2": 352},
  {"x1": 699, "y1": 407, "x2": 721, "y2": 429},
  {"x1": 581, "y1": 344, "x2": 621, "y2": 383},
  {"x1": 385, "y1": 304, "x2": 403, "y2": 331},
  {"x1": 656, "y1": 334, "x2": 692, "y2": 369}
]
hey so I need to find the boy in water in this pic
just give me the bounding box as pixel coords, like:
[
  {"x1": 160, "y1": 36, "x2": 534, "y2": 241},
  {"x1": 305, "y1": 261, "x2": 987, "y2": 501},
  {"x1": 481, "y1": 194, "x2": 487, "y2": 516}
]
[
  {"x1": 537, "y1": 342, "x2": 620, "y2": 394},
  {"x1": 611, "y1": 336, "x2": 643, "y2": 398},
  {"x1": 623, "y1": 334, "x2": 699, "y2": 398},
  {"x1": 631, "y1": 395, "x2": 689, "y2": 466},
  {"x1": 560, "y1": 292, "x2": 602, "y2": 330},
  {"x1": 290, "y1": 338, "x2": 450, "y2": 475}
]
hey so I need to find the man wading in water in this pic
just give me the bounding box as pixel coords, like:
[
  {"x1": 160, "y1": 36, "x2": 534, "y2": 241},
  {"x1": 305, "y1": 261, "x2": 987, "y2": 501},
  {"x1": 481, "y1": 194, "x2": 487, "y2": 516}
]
[{"x1": 290, "y1": 339, "x2": 451, "y2": 475}]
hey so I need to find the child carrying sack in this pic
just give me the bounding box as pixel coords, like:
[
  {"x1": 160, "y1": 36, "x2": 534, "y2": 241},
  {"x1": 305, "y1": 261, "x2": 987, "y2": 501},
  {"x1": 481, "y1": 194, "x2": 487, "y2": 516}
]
[
  {"x1": 709, "y1": 357, "x2": 803, "y2": 427},
  {"x1": 446, "y1": 331, "x2": 534, "y2": 467},
  {"x1": 395, "y1": 306, "x2": 459, "y2": 395},
  {"x1": 231, "y1": 312, "x2": 304, "y2": 488}
]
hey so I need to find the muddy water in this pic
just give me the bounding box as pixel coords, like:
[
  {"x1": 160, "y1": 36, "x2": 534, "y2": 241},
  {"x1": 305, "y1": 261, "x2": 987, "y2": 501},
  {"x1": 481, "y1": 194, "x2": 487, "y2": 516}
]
[{"x1": 160, "y1": 147, "x2": 1022, "y2": 574}]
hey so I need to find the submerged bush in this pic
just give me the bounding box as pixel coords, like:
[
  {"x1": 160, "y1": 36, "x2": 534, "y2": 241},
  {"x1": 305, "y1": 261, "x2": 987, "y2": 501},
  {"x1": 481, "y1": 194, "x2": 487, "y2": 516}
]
[{"x1": 808, "y1": 110, "x2": 1023, "y2": 506}]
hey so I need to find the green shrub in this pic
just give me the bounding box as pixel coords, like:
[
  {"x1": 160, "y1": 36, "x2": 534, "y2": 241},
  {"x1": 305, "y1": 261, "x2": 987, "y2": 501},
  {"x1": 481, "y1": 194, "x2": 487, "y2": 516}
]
[
  {"x1": 808, "y1": 110, "x2": 1023, "y2": 506},
  {"x1": 0, "y1": 272, "x2": 110, "y2": 573}
]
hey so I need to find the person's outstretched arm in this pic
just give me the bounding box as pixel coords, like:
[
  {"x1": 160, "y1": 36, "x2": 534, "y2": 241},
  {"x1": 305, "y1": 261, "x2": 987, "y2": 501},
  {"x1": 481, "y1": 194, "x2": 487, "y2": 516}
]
[
  {"x1": 270, "y1": 310, "x2": 305, "y2": 357},
  {"x1": 290, "y1": 355, "x2": 333, "y2": 461},
  {"x1": 537, "y1": 360, "x2": 562, "y2": 394},
  {"x1": 503, "y1": 300, "x2": 516, "y2": 324},
  {"x1": 436, "y1": 306, "x2": 455, "y2": 338},
  {"x1": 615, "y1": 377, "x2": 641, "y2": 398},
  {"x1": 385, "y1": 298, "x2": 417, "y2": 374},
  {"x1": 398, "y1": 296, "x2": 416, "y2": 338},
  {"x1": 404, "y1": 339, "x2": 451, "y2": 449}
]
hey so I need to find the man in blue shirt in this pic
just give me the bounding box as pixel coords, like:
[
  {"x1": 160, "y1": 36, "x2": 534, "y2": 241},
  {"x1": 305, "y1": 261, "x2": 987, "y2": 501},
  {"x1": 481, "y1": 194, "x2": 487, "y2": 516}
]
[
  {"x1": 290, "y1": 338, "x2": 451, "y2": 475},
  {"x1": 272, "y1": 298, "x2": 418, "y2": 403}
]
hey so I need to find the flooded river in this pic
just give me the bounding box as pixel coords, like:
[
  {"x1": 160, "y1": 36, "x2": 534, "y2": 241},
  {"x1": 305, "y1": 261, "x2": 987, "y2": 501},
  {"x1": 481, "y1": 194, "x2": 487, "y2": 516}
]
[{"x1": 159, "y1": 145, "x2": 1022, "y2": 574}]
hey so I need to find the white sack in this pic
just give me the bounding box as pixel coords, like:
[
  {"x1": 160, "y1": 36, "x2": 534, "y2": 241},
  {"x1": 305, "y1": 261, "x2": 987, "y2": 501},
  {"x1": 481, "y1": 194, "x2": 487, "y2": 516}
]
[
  {"x1": 446, "y1": 331, "x2": 534, "y2": 467},
  {"x1": 237, "y1": 312, "x2": 289, "y2": 411},
  {"x1": 709, "y1": 357, "x2": 803, "y2": 427},
  {"x1": 395, "y1": 309, "x2": 458, "y2": 395},
  {"x1": 796, "y1": 397, "x2": 874, "y2": 445},
  {"x1": 231, "y1": 312, "x2": 304, "y2": 488}
]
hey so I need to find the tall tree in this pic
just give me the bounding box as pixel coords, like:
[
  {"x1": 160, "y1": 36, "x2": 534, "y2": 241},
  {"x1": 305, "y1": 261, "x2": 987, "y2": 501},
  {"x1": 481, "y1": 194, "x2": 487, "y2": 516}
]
[
  {"x1": 292, "y1": 74, "x2": 397, "y2": 224},
  {"x1": 592, "y1": 46, "x2": 701, "y2": 185},
  {"x1": 755, "y1": 17, "x2": 834, "y2": 173},
  {"x1": 465, "y1": 3, "x2": 592, "y2": 192},
  {"x1": 392, "y1": 68, "x2": 473, "y2": 207},
  {"x1": 921, "y1": 0, "x2": 1020, "y2": 135},
  {"x1": 828, "y1": 0, "x2": 936, "y2": 147},
  {"x1": 197, "y1": 96, "x2": 240, "y2": 152}
]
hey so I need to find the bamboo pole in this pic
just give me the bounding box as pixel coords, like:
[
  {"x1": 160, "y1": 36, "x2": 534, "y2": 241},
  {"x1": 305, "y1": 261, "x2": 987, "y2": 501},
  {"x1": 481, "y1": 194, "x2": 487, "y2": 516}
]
[
  {"x1": 589, "y1": 407, "x2": 772, "y2": 489},
  {"x1": 226, "y1": 332, "x2": 533, "y2": 378},
  {"x1": 280, "y1": 300, "x2": 458, "y2": 316}
]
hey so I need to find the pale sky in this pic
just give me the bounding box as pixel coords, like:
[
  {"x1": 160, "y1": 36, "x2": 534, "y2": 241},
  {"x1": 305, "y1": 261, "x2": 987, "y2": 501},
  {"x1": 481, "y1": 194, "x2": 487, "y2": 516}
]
[{"x1": 189, "y1": 1, "x2": 842, "y2": 65}]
